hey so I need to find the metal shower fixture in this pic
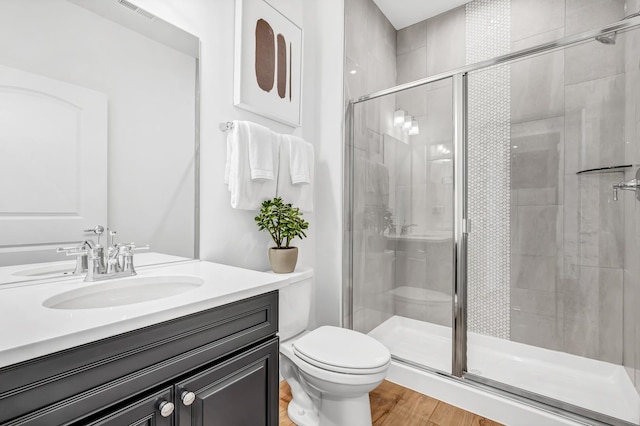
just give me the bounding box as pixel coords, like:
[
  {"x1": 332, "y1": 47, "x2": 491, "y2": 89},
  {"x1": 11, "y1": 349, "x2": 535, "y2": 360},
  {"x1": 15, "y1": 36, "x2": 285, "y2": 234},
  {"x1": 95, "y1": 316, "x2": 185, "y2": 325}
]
[{"x1": 595, "y1": 9, "x2": 640, "y2": 45}]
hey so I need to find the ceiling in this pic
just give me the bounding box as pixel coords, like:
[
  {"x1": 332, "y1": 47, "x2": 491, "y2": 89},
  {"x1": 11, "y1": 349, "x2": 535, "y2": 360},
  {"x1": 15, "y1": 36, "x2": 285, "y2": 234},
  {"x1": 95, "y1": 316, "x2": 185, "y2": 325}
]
[{"x1": 373, "y1": 0, "x2": 471, "y2": 30}]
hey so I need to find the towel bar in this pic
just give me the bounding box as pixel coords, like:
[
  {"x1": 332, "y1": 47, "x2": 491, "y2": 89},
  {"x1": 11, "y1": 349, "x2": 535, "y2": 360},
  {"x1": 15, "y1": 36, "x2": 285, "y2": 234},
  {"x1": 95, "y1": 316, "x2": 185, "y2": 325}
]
[{"x1": 219, "y1": 121, "x2": 234, "y2": 132}]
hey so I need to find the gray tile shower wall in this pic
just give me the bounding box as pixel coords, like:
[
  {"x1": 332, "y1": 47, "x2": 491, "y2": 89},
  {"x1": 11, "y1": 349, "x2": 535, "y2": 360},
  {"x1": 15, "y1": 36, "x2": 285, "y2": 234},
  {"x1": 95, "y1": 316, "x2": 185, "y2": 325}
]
[
  {"x1": 561, "y1": 0, "x2": 627, "y2": 367},
  {"x1": 624, "y1": 0, "x2": 640, "y2": 393},
  {"x1": 347, "y1": 0, "x2": 637, "y2": 389},
  {"x1": 345, "y1": 0, "x2": 397, "y2": 334},
  {"x1": 393, "y1": 0, "x2": 634, "y2": 369}
]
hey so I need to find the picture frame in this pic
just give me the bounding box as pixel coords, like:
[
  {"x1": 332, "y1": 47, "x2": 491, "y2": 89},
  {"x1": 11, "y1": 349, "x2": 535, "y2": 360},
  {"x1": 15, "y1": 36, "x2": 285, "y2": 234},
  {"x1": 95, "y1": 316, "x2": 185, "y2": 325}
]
[{"x1": 234, "y1": 0, "x2": 303, "y2": 127}]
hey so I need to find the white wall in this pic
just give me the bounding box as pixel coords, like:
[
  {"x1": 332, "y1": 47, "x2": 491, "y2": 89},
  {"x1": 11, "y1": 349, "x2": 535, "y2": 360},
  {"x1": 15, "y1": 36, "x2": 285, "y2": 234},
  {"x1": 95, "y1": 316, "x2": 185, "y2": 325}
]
[
  {"x1": 133, "y1": 0, "x2": 345, "y2": 327},
  {"x1": 0, "y1": 0, "x2": 195, "y2": 260},
  {"x1": 304, "y1": 0, "x2": 345, "y2": 327}
]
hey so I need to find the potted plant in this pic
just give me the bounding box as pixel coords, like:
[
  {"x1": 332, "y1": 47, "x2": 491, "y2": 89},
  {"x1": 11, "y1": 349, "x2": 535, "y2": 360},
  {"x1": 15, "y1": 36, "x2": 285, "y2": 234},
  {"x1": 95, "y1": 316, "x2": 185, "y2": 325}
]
[
  {"x1": 255, "y1": 197, "x2": 309, "y2": 273},
  {"x1": 364, "y1": 204, "x2": 394, "y2": 251}
]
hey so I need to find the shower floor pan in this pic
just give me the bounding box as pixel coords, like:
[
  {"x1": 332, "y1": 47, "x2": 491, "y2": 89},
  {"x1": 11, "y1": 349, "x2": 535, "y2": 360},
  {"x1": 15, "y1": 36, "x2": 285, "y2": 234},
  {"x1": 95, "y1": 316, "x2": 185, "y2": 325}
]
[{"x1": 369, "y1": 315, "x2": 639, "y2": 424}]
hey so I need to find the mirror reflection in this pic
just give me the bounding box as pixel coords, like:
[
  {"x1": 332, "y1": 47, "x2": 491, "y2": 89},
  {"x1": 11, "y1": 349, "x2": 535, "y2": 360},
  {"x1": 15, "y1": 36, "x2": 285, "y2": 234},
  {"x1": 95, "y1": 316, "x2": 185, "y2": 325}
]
[{"x1": 0, "y1": 0, "x2": 199, "y2": 284}]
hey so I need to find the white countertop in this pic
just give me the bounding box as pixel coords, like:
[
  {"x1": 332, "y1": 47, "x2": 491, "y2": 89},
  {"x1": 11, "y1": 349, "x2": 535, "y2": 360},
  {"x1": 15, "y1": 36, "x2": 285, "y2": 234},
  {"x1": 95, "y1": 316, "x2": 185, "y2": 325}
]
[{"x1": 0, "y1": 260, "x2": 312, "y2": 368}]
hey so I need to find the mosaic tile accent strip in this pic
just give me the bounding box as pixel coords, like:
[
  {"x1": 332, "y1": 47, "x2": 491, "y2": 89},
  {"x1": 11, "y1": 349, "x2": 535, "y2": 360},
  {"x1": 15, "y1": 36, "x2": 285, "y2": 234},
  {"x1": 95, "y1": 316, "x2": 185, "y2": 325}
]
[{"x1": 465, "y1": 0, "x2": 511, "y2": 339}]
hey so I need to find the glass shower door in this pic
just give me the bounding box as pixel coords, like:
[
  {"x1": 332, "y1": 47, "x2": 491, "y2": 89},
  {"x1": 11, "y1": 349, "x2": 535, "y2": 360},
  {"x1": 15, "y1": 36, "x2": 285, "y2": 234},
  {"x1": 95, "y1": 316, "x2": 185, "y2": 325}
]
[
  {"x1": 350, "y1": 79, "x2": 455, "y2": 375},
  {"x1": 463, "y1": 30, "x2": 640, "y2": 425}
]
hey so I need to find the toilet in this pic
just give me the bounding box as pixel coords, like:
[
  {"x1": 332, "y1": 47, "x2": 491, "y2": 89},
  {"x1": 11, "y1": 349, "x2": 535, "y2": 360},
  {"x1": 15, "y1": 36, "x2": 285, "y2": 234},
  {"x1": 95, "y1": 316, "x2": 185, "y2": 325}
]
[
  {"x1": 391, "y1": 286, "x2": 452, "y2": 326},
  {"x1": 277, "y1": 268, "x2": 391, "y2": 426}
]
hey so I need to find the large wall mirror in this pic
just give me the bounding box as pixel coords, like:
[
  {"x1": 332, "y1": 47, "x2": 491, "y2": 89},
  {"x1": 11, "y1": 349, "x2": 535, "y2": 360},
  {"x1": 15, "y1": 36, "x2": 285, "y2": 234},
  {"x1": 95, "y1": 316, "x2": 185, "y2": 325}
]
[{"x1": 0, "y1": 0, "x2": 199, "y2": 284}]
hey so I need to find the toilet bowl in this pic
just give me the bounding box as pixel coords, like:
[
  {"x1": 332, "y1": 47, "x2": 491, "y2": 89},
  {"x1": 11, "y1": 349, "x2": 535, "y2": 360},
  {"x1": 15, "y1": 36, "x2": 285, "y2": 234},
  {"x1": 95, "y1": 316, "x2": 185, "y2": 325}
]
[
  {"x1": 276, "y1": 269, "x2": 391, "y2": 426},
  {"x1": 391, "y1": 286, "x2": 451, "y2": 326}
]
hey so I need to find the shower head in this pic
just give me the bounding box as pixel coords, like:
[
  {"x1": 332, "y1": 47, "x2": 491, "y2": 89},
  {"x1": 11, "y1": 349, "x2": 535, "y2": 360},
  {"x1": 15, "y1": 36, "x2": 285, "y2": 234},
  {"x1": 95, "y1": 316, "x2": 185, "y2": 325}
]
[
  {"x1": 596, "y1": 32, "x2": 617, "y2": 45},
  {"x1": 595, "y1": 9, "x2": 640, "y2": 45}
]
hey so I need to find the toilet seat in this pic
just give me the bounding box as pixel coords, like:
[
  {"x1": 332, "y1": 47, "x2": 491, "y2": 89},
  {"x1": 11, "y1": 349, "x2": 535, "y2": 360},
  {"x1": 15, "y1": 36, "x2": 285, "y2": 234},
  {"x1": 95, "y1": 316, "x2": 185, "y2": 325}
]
[{"x1": 293, "y1": 326, "x2": 390, "y2": 375}]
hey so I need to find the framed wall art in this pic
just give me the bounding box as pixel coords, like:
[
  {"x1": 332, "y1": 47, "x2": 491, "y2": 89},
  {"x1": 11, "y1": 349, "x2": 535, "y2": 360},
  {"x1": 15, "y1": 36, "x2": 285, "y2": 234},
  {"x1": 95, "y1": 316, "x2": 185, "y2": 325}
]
[{"x1": 234, "y1": 0, "x2": 302, "y2": 127}]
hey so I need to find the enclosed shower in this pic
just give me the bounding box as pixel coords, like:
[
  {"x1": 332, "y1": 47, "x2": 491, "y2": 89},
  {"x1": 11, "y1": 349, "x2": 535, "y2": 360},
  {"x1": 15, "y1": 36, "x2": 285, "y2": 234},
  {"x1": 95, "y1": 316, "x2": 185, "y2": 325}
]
[{"x1": 344, "y1": 2, "x2": 640, "y2": 425}]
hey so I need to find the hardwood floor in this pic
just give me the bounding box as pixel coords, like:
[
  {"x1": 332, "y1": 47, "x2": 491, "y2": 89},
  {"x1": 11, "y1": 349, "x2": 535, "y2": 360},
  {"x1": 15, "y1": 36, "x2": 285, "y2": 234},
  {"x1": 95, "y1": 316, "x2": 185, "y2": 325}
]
[{"x1": 279, "y1": 380, "x2": 503, "y2": 426}]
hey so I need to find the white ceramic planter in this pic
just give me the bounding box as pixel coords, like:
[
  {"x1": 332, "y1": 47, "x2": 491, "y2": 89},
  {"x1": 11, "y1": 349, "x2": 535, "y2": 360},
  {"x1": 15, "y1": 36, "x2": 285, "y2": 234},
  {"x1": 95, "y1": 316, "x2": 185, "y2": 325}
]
[{"x1": 268, "y1": 247, "x2": 298, "y2": 273}]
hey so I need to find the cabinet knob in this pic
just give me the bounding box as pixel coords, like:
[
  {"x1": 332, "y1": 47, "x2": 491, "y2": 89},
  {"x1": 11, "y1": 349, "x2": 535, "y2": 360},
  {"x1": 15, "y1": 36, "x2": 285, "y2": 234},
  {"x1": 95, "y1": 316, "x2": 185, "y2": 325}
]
[
  {"x1": 181, "y1": 390, "x2": 196, "y2": 406},
  {"x1": 158, "y1": 400, "x2": 175, "y2": 417}
]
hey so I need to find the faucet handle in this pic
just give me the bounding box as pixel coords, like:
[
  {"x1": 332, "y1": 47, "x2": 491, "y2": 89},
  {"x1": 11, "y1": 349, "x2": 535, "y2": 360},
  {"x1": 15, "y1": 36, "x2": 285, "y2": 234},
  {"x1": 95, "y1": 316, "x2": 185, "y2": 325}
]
[
  {"x1": 57, "y1": 247, "x2": 88, "y2": 256},
  {"x1": 108, "y1": 229, "x2": 117, "y2": 248},
  {"x1": 84, "y1": 225, "x2": 105, "y2": 234},
  {"x1": 56, "y1": 247, "x2": 90, "y2": 275},
  {"x1": 122, "y1": 243, "x2": 150, "y2": 254},
  {"x1": 84, "y1": 225, "x2": 105, "y2": 246},
  {"x1": 119, "y1": 243, "x2": 148, "y2": 275},
  {"x1": 612, "y1": 178, "x2": 640, "y2": 201},
  {"x1": 57, "y1": 246, "x2": 80, "y2": 254}
]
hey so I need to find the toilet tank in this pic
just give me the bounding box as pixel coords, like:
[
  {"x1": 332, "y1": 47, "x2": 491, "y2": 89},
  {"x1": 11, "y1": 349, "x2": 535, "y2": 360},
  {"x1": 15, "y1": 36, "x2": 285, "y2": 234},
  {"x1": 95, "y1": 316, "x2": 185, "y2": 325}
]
[{"x1": 276, "y1": 268, "x2": 313, "y2": 341}]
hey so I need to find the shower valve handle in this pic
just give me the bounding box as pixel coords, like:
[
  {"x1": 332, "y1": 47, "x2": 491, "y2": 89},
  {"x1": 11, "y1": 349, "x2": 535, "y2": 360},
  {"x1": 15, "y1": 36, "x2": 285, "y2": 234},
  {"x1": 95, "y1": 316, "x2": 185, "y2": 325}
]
[{"x1": 612, "y1": 178, "x2": 640, "y2": 201}]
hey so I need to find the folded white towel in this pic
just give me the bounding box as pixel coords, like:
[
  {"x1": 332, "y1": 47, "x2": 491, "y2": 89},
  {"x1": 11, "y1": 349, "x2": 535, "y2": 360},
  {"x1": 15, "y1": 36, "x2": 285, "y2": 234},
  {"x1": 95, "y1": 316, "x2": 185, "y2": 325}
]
[
  {"x1": 224, "y1": 128, "x2": 233, "y2": 185},
  {"x1": 286, "y1": 135, "x2": 312, "y2": 184},
  {"x1": 226, "y1": 121, "x2": 279, "y2": 210},
  {"x1": 376, "y1": 162, "x2": 389, "y2": 205},
  {"x1": 354, "y1": 157, "x2": 367, "y2": 216},
  {"x1": 277, "y1": 135, "x2": 314, "y2": 212},
  {"x1": 365, "y1": 161, "x2": 377, "y2": 193},
  {"x1": 247, "y1": 121, "x2": 276, "y2": 180}
]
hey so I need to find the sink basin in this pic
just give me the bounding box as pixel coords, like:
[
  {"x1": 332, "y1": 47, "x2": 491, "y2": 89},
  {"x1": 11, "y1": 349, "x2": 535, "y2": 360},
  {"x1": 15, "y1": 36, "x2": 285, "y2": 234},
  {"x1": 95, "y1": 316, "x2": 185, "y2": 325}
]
[
  {"x1": 43, "y1": 275, "x2": 204, "y2": 309},
  {"x1": 13, "y1": 264, "x2": 74, "y2": 277}
]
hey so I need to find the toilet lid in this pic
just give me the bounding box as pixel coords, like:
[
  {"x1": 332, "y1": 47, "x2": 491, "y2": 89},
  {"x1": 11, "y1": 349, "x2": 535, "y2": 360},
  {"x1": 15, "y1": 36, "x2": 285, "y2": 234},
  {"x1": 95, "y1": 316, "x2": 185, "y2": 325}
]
[{"x1": 293, "y1": 326, "x2": 390, "y2": 374}]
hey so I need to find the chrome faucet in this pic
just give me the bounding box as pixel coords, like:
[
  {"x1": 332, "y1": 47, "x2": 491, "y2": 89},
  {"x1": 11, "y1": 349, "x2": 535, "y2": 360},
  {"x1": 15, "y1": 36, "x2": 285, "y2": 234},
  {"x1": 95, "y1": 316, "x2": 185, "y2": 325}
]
[
  {"x1": 57, "y1": 225, "x2": 148, "y2": 282},
  {"x1": 400, "y1": 223, "x2": 417, "y2": 235}
]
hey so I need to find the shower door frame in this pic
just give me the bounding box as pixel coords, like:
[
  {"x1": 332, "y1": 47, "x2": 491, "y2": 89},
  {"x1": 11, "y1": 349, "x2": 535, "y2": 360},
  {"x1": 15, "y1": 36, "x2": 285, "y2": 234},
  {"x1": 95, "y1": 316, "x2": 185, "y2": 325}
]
[
  {"x1": 345, "y1": 14, "x2": 640, "y2": 426},
  {"x1": 452, "y1": 73, "x2": 468, "y2": 378}
]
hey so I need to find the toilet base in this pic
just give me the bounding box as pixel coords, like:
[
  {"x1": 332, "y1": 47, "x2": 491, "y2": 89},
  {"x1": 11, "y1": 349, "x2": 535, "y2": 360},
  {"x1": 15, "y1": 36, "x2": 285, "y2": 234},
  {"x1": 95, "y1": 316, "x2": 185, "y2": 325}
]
[
  {"x1": 288, "y1": 398, "x2": 319, "y2": 426},
  {"x1": 318, "y1": 394, "x2": 373, "y2": 426},
  {"x1": 286, "y1": 392, "x2": 374, "y2": 426}
]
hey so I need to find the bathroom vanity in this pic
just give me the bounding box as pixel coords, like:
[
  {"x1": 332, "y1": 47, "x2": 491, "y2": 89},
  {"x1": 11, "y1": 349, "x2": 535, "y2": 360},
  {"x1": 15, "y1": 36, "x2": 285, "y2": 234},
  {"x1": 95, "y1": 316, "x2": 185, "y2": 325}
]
[{"x1": 0, "y1": 261, "x2": 302, "y2": 426}]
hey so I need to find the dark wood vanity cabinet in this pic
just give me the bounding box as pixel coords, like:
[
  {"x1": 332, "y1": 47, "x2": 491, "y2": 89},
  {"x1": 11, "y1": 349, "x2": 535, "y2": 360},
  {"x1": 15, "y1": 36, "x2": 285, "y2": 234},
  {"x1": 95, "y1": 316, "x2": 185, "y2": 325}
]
[
  {"x1": 83, "y1": 387, "x2": 174, "y2": 426},
  {"x1": 0, "y1": 291, "x2": 279, "y2": 426},
  {"x1": 176, "y1": 339, "x2": 278, "y2": 426}
]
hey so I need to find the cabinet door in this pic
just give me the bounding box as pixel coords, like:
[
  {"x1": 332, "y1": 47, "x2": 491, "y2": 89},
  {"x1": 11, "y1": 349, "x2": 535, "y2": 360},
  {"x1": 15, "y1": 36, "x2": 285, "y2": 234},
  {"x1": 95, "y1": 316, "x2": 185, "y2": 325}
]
[
  {"x1": 176, "y1": 338, "x2": 279, "y2": 426},
  {"x1": 83, "y1": 388, "x2": 174, "y2": 426}
]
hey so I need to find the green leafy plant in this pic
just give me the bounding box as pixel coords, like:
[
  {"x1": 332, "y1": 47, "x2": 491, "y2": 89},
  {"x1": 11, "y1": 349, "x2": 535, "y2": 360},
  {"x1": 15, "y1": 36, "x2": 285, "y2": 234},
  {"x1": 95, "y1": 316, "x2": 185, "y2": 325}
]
[
  {"x1": 255, "y1": 197, "x2": 309, "y2": 248},
  {"x1": 364, "y1": 204, "x2": 395, "y2": 236}
]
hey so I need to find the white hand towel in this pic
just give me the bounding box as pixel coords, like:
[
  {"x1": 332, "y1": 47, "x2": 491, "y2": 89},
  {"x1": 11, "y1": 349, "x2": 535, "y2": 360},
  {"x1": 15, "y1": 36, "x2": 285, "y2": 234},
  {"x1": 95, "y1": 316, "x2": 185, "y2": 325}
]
[
  {"x1": 287, "y1": 135, "x2": 312, "y2": 184},
  {"x1": 376, "y1": 162, "x2": 389, "y2": 206},
  {"x1": 224, "y1": 124, "x2": 234, "y2": 185},
  {"x1": 277, "y1": 135, "x2": 314, "y2": 212},
  {"x1": 364, "y1": 160, "x2": 379, "y2": 193},
  {"x1": 246, "y1": 121, "x2": 276, "y2": 180},
  {"x1": 226, "y1": 121, "x2": 279, "y2": 210}
]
